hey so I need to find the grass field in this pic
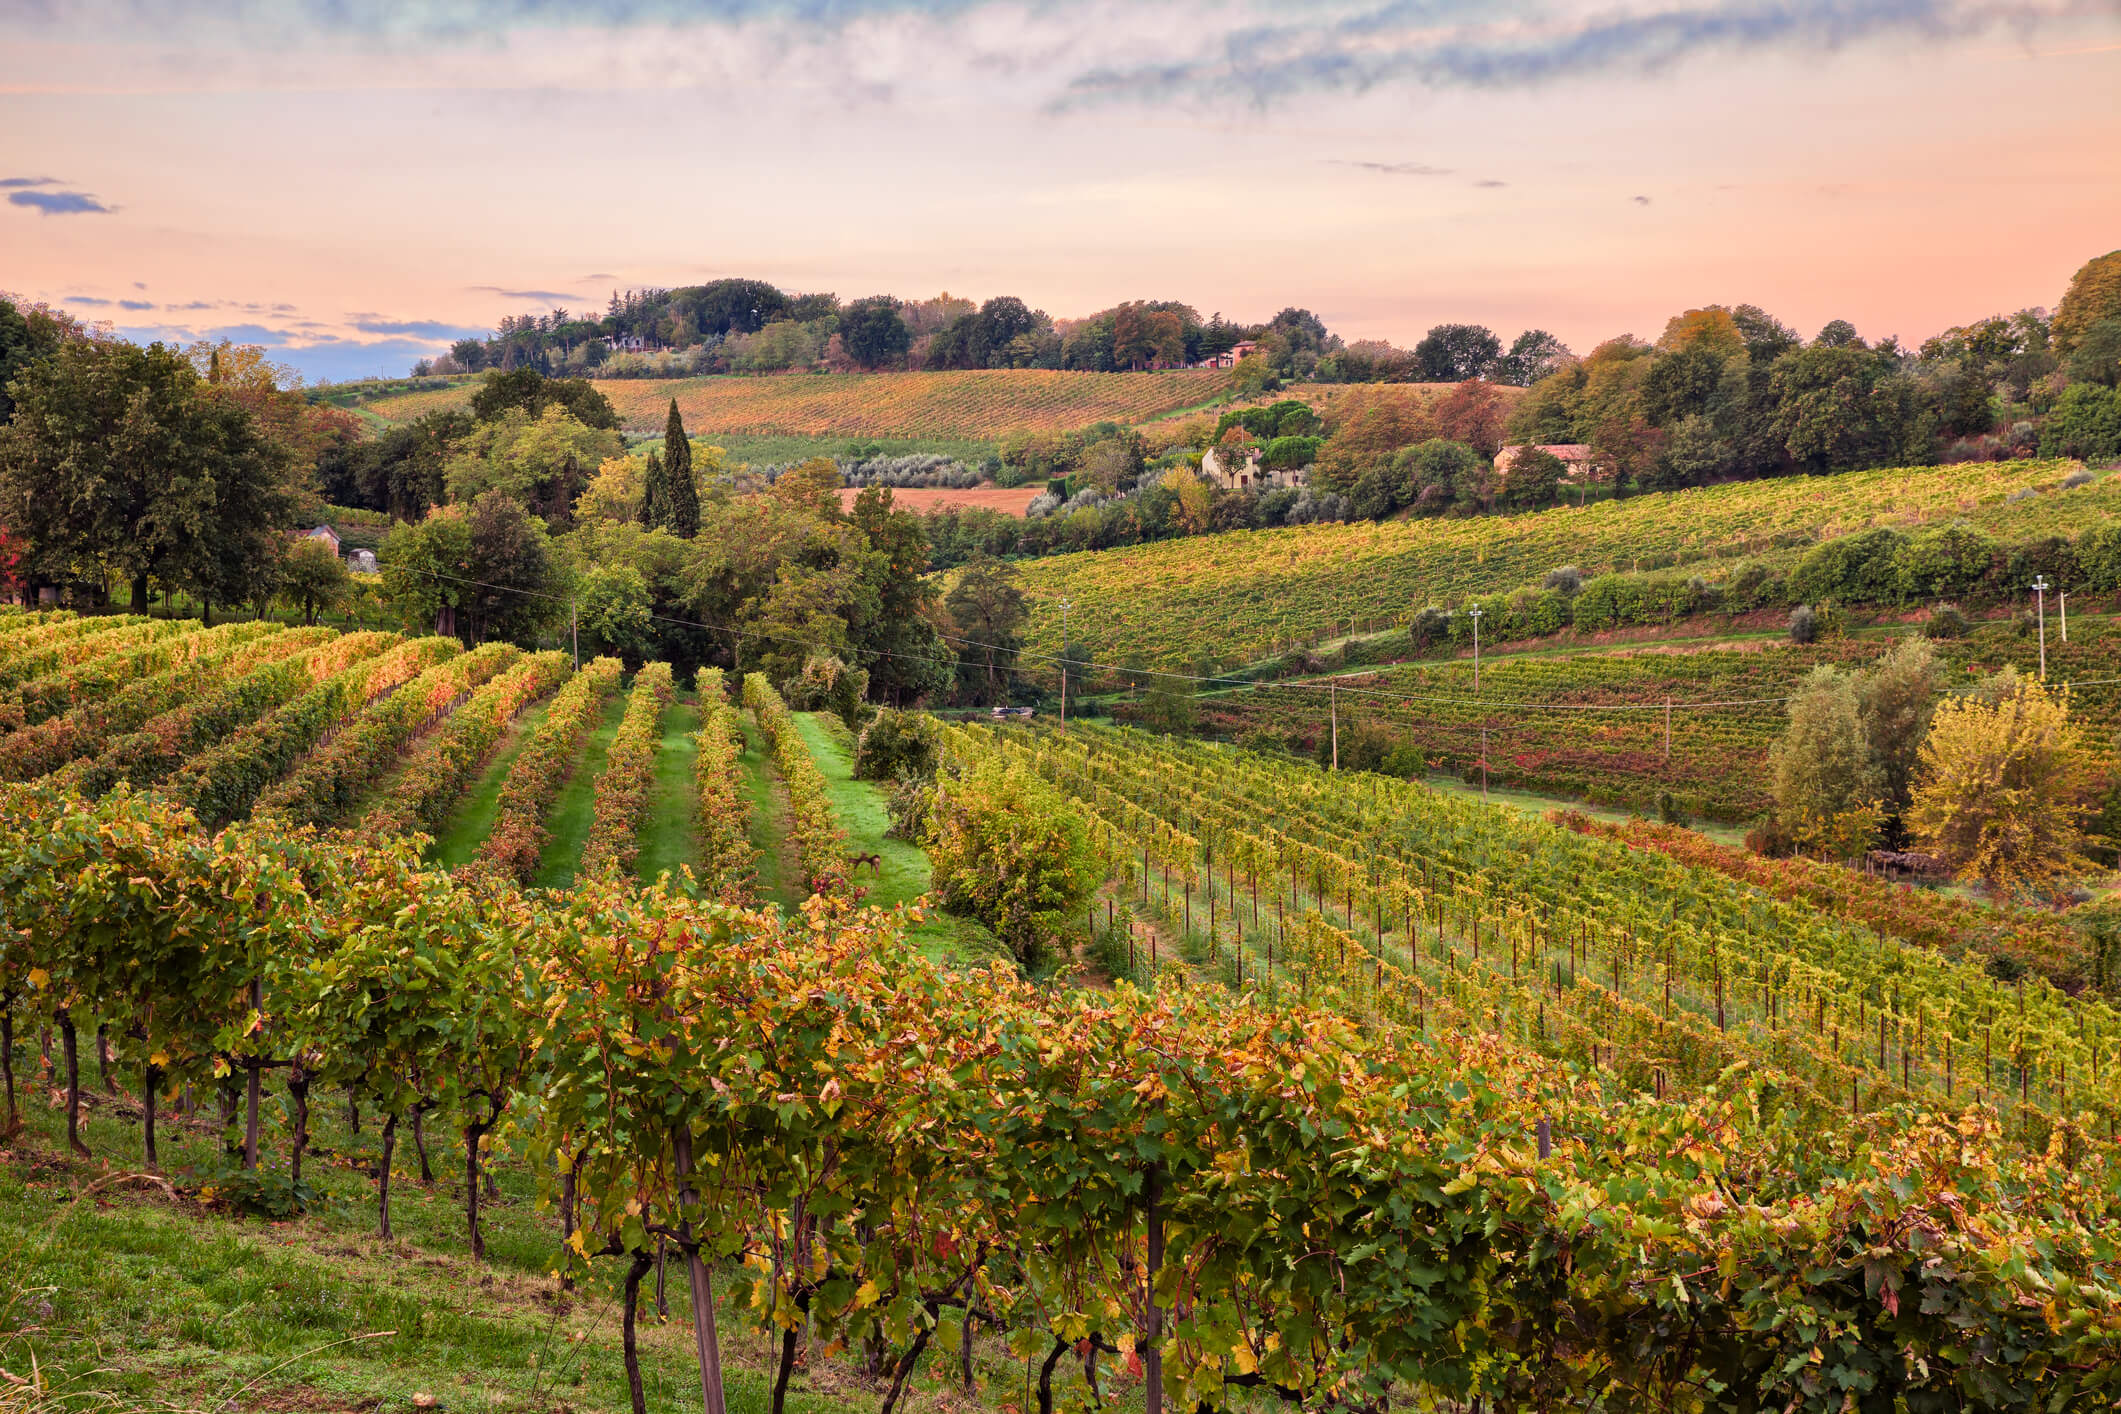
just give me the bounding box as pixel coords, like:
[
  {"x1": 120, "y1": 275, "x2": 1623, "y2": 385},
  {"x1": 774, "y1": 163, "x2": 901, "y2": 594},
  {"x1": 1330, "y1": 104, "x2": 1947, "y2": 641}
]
[{"x1": 359, "y1": 368, "x2": 1238, "y2": 440}]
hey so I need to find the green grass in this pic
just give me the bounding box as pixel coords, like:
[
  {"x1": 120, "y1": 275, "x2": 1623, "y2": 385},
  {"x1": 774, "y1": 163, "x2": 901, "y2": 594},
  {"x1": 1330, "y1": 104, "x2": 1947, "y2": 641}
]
[
  {"x1": 790, "y1": 712, "x2": 1000, "y2": 965},
  {"x1": 733, "y1": 711, "x2": 800, "y2": 913},
  {"x1": 534, "y1": 692, "x2": 628, "y2": 890},
  {"x1": 428, "y1": 698, "x2": 556, "y2": 869},
  {"x1": 635, "y1": 697, "x2": 703, "y2": 888}
]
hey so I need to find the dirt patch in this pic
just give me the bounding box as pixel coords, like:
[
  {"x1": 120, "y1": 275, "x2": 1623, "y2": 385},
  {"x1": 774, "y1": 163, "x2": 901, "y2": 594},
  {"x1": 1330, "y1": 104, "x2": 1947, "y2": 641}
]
[{"x1": 835, "y1": 484, "x2": 1044, "y2": 517}]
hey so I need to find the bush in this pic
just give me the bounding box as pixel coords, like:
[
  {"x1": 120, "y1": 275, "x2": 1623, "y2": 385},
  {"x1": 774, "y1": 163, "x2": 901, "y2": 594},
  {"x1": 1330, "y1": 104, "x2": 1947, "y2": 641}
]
[
  {"x1": 1788, "y1": 604, "x2": 1818, "y2": 644},
  {"x1": 1406, "y1": 606, "x2": 1449, "y2": 654},
  {"x1": 1542, "y1": 565, "x2": 1584, "y2": 596},
  {"x1": 854, "y1": 708, "x2": 941, "y2": 783},
  {"x1": 1923, "y1": 604, "x2": 1971, "y2": 639},
  {"x1": 884, "y1": 776, "x2": 931, "y2": 841},
  {"x1": 925, "y1": 758, "x2": 1095, "y2": 966},
  {"x1": 783, "y1": 653, "x2": 870, "y2": 730}
]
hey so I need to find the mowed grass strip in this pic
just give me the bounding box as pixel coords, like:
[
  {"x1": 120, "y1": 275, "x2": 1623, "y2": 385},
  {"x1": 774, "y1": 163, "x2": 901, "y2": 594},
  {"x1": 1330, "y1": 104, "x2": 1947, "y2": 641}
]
[
  {"x1": 789, "y1": 711, "x2": 999, "y2": 963},
  {"x1": 734, "y1": 710, "x2": 800, "y2": 913},
  {"x1": 635, "y1": 696, "x2": 703, "y2": 887},
  {"x1": 428, "y1": 696, "x2": 555, "y2": 868},
  {"x1": 534, "y1": 692, "x2": 627, "y2": 889}
]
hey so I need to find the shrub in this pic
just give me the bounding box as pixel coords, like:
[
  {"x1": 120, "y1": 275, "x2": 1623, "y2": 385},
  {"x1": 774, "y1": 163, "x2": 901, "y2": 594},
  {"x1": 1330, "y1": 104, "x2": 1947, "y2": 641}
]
[
  {"x1": 924, "y1": 757, "x2": 1095, "y2": 966},
  {"x1": 1788, "y1": 605, "x2": 1818, "y2": 644},
  {"x1": 854, "y1": 708, "x2": 941, "y2": 783},
  {"x1": 1923, "y1": 604, "x2": 1971, "y2": 639},
  {"x1": 1542, "y1": 565, "x2": 1583, "y2": 596},
  {"x1": 1406, "y1": 606, "x2": 1449, "y2": 654}
]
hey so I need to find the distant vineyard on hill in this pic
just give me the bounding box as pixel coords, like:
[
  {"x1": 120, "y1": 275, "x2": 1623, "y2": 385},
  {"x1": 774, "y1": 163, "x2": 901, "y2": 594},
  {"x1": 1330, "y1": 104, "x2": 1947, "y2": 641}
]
[
  {"x1": 361, "y1": 368, "x2": 1238, "y2": 439},
  {"x1": 1016, "y1": 458, "x2": 2111, "y2": 665}
]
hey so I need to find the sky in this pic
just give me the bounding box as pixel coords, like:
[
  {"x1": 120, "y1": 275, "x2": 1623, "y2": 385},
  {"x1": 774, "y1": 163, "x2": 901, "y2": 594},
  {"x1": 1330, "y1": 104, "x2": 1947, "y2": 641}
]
[{"x1": 3, "y1": 0, "x2": 2119, "y2": 383}]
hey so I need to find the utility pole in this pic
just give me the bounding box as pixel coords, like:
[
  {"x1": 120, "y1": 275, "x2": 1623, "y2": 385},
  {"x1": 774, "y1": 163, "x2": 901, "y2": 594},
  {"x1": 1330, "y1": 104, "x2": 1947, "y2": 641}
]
[
  {"x1": 1330, "y1": 679, "x2": 1338, "y2": 771},
  {"x1": 1469, "y1": 604, "x2": 1483, "y2": 693},
  {"x1": 2032, "y1": 575, "x2": 2049, "y2": 680},
  {"x1": 1663, "y1": 698, "x2": 1672, "y2": 764},
  {"x1": 1481, "y1": 725, "x2": 1489, "y2": 804},
  {"x1": 570, "y1": 597, "x2": 579, "y2": 672},
  {"x1": 1058, "y1": 598, "x2": 1073, "y2": 728},
  {"x1": 2060, "y1": 589, "x2": 2070, "y2": 643}
]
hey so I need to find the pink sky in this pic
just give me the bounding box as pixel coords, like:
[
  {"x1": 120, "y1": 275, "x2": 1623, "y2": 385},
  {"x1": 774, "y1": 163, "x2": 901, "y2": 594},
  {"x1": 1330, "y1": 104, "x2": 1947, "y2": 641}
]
[{"x1": 4, "y1": 2, "x2": 2118, "y2": 381}]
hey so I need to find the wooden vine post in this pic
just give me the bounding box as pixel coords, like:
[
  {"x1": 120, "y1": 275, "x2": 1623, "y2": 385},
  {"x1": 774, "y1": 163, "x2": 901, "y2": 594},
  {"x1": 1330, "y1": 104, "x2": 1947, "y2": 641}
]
[
  {"x1": 1144, "y1": 1160, "x2": 1164, "y2": 1414},
  {"x1": 674, "y1": 1123, "x2": 730, "y2": 1414}
]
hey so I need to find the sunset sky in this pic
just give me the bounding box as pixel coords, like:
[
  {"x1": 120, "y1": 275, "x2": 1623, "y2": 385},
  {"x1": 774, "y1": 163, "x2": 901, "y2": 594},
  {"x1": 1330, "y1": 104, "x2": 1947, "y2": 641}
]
[{"x1": 5, "y1": 0, "x2": 2118, "y2": 382}]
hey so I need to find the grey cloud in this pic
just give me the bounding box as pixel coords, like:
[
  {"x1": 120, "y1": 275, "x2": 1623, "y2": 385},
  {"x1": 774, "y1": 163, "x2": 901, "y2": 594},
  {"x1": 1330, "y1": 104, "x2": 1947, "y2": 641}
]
[
  {"x1": 1064, "y1": 0, "x2": 2099, "y2": 104},
  {"x1": 9, "y1": 190, "x2": 111, "y2": 214},
  {"x1": 62, "y1": 295, "x2": 112, "y2": 305},
  {"x1": 468, "y1": 284, "x2": 589, "y2": 302},
  {"x1": 119, "y1": 299, "x2": 155, "y2": 310},
  {"x1": 0, "y1": 176, "x2": 61, "y2": 189},
  {"x1": 354, "y1": 318, "x2": 489, "y2": 339},
  {"x1": 1633, "y1": 194, "x2": 1652, "y2": 204},
  {"x1": 1473, "y1": 179, "x2": 1507, "y2": 188}
]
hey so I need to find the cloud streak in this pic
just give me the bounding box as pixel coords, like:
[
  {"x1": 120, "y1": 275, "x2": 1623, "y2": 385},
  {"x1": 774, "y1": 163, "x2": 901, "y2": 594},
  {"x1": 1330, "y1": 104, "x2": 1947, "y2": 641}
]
[
  {"x1": 9, "y1": 190, "x2": 111, "y2": 214},
  {"x1": 1062, "y1": 0, "x2": 2107, "y2": 105},
  {"x1": 352, "y1": 317, "x2": 489, "y2": 338},
  {"x1": 468, "y1": 285, "x2": 590, "y2": 303},
  {"x1": 1328, "y1": 159, "x2": 1454, "y2": 176}
]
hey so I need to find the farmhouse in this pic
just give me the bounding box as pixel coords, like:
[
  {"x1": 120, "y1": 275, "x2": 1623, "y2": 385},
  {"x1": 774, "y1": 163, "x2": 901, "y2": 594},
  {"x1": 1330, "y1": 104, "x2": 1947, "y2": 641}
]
[
  {"x1": 1495, "y1": 443, "x2": 1603, "y2": 482},
  {"x1": 1200, "y1": 443, "x2": 1302, "y2": 491},
  {"x1": 300, "y1": 524, "x2": 343, "y2": 555},
  {"x1": 1196, "y1": 339, "x2": 1260, "y2": 370}
]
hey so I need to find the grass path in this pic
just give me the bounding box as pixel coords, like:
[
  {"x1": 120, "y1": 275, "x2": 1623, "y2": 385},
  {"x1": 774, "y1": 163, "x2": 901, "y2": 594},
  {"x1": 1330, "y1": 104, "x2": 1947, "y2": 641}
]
[
  {"x1": 790, "y1": 711, "x2": 998, "y2": 964},
  {"x1": 734, "y1": 709, "x2": 800, "y2": 912},
  {"x1": 533, "y1": 691, "x2": 627, "y2": 890},
  {"x1": 428, "y1": 697, "x2": 555, "y2": 868},
  {"x1": 636, "y1": 696, "x2": 703, "y2": 887}
]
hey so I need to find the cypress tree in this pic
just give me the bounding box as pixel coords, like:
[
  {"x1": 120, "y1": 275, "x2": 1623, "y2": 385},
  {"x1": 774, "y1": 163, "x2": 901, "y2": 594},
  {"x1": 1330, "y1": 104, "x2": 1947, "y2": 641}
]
[
  {"x1": 638, "y1": 449, "x2": 665, "y2": 530},
  {"x1": 662, "y1": 398, "x2": 699, "y2": 538}
]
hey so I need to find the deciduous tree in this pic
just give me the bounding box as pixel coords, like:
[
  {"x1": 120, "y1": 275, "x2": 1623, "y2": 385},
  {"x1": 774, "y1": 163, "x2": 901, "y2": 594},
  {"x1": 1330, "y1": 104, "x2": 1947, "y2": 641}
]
[
  {"x1": 1908, "y1": 676, "x2": 2094, "y2": 899},
  {"x1": 1769, "y1": 666, "x2": 1884, "y2": 855}
]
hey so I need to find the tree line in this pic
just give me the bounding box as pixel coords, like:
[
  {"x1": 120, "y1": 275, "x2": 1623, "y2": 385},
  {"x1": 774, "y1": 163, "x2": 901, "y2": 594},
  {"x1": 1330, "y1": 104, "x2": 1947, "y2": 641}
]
[{"x1": 419, "y1": 276, "x2": 1574, "y2": 387}]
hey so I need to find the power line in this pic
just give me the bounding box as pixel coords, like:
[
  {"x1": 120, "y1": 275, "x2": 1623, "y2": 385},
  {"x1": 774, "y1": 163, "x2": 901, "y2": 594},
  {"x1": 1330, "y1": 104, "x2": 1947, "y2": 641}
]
[{"x1": 382, "y1": 562, "x2": 2121, "y2": 726}]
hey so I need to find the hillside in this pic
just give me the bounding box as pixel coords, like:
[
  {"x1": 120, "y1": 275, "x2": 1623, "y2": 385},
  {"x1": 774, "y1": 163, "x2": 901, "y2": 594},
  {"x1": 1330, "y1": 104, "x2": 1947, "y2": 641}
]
[
  {"x1": 1014, "y1": 458, "x2": 2108, "y2": 665},
  {"x1": 8, "y1": 597, "x2": 2121, "y2": 1410},
  {"x1": 1163, "y1": 617, "x2": 2121, "y2": 826},
  {"x1": 358, "y1": 368, "x2": 1239, "y2": 440}
]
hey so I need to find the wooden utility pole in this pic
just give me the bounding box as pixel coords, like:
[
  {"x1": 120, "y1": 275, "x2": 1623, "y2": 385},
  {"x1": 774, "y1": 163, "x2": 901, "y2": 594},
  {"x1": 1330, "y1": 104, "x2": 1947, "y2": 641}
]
[{"x1": 2032, "y1": 575, "x2": 2049, "y2": 680}]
